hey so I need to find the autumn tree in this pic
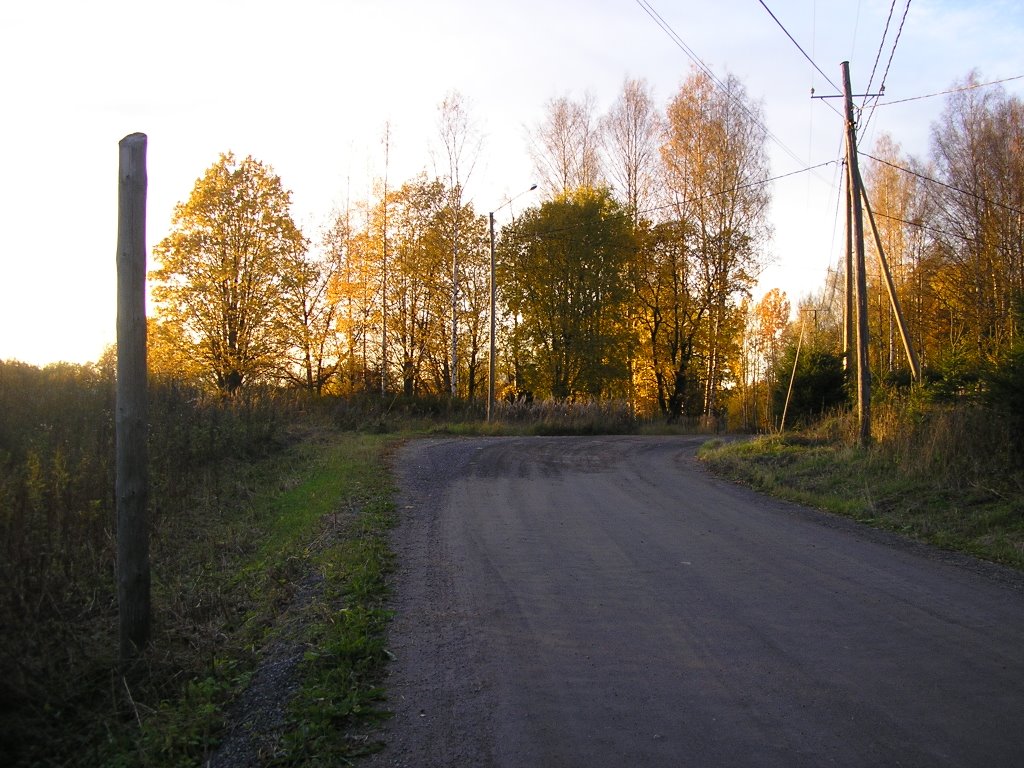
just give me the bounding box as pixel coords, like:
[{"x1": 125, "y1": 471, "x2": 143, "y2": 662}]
[
  {"x1": 498, "y1": 188, "x2": 634, "y2": 399},
  {"x1": 434, "y1": 204, "x2": 491, "y2": 400},
  {"x1": 661, "y1": 68, "x2": 771, "y2": 415},
  {"x1": 748, "y1": 288, "x2": 791, "y2": 427},
  {"x1": 322, "y1": 204, "x2": 367, "y2": 393},
  {"x1": 529, "y1": 94, "x2": 603, "y2": 198},
  {"x1": 633, "y1": 218, "x2": 706, "y2": 420},
  {"x1": 146, "y1": 317, "x2": 204, "y2": 382},
  {"x1": 386, "y1": 176, "x2": 447, "y2": 396},
  {"x1": 601, "y1": 78, "x2": 661, "y2": 224},
  {"x1": 276, "y1": 244, "x2": 339, "y2": 394},
  {"x1": 435, "y1": 91, "x2": 482, "y2": 397},
  {"x1": 152, "y1": 153, "x2": 306, "y2": 393},
  {"x1": 930, "y1": 74, "x2": 1024, "y2": 364},
  {"x1": 863, "y1": 134, "x2": 934, "y2": 379}
]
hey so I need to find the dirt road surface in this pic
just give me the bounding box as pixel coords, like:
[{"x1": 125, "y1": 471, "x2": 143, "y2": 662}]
[{"x1": 367, "y1": 436, "x2": 1024, "y2": 767}]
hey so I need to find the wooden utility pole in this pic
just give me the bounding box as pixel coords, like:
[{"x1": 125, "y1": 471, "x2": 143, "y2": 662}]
[
  {"x1": 841, "y1": 61, "x2": 872, "y2": 447},
  {"x1": 843, "y1": 171, "x2": 854, "y2": 371},
  {"x1": 116, "y1": 132, "x2": 150, "y2": 662}
]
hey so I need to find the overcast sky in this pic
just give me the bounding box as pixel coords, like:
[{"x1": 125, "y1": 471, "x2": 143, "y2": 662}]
[{"x1": 2, "y1": 0, "x2": 1022, "y2": 365}]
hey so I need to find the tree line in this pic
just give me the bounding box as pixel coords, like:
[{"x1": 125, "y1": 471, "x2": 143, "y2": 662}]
[{"x1": 149, "y1": 68, "x2": 1024, "y2": 427}]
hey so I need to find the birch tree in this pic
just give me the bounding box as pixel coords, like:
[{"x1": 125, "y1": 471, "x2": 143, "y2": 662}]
[
  {"x1": 529, "y1": 93, "x2": 603, "y2": 197},
  {"x1": 601, "y1": 78, "x2": 661, "y2": 224},
  {"x1": 436, "y1": 91, "x2": 482, "y2": 397},
  {"x1": 661, "y1": 69, "x2": 771, "y2": 415}
]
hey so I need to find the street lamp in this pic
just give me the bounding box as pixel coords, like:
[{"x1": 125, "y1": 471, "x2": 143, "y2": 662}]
[{"x1": 487, "y1": 184, "x2": 538, "y2": 422}]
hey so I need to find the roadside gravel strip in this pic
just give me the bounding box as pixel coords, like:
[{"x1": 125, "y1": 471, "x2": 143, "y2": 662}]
[{"x1": 368, "y1": 435, "x2": 1024, "y2": 768}]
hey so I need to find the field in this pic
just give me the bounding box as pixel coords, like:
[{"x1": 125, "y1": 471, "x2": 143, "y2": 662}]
[{"x1": 3, "y1": 360, "x2": 1020, "y2": 766}]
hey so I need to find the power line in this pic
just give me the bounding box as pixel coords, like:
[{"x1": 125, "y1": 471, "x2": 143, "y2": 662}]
[
  {"x1": 861, "y1": 0, "x2": 911, "y2": 137},
  {"x1": 873, "y1": 74, "x2": 1024, "y2": 106},
  {"x1": 756, "y1": 0, "x2": 842, "y2": 96},
  {"x1": 633, "y1": 0, "x2": 720, "y2": 88},
  {"x1": 861, "y1": 151, "x2": 1024, "y2": 218},
  {"x1": 862, "y1": 0, "x2": 896, "y2": 109},
  {"x1": 649, "y1": 159, "x2": 839, "y2": 216},
  {"x1": 870, "y1": 207, "x2": 976, "y2": 244},
  {"x1": 510, "y1": 160, "x2": 839, "y2": 241},
  {"x1": 821, "y1": 159, "x2": 847, "y2": 314},
  {"x1": 634, "y1": 0, "x2": 828, "y2": 173},
  {"x1": 877, "y1": 0, "x2": 911, "y2": 96}
]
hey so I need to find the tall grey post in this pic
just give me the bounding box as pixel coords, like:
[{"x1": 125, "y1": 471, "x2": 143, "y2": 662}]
[{"x1": 116, "y1": 132, "x2": 150, "y2": 662}]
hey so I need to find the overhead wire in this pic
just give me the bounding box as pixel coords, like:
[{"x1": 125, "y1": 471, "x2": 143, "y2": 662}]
[
  {"x1": 634, "y1": 0, "x2": 851, "y2": 313},
  {"x1": 756, "y1": 0, "x2": 842, "y2": 96},
  {"x1": 501, "y1": 160, "x2": 840, "y2": 242},
  {"x1": 860, "y1": 151, "x2": 1024, "y2": 218},
  {"x1": 754, "y1": 0, "x2": 844, "y2": 122},
  {"x1": 634, "y1": 0, "x2": 833, "y2": 173},
  {"x1": 862, "y1": 0, "x2": 897, "y2": 108},
  {"x1": 870, "y1": 207, "x2": 977, "y2": 243},
  {"x1": 877, "y1": 0, "x2": 912, "y2": 96},
  {"x1": 824, "y1": 169, "x2": 846, "y2": 312},
  {"x1": 873, "y1": 74, "x2": 1024, "y2": 106},
  {"x1": 633, "y1": 0, "x2": 721, "y2": 87},
  {"x1": 860, "y1": 0, "x2": 912, "y2": 138}
]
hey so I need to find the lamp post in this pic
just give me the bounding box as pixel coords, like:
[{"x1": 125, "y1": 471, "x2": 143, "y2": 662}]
[{"x1": 487, "y1": 184, "x2": 537, "y2": 422}]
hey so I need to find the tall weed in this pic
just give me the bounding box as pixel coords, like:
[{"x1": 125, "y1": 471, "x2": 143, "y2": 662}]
[
  {"x1": 493, "y1": 397, "x2": 637, "y2": 434},
  {"x1": 0, "y1": 361, "x2": 309, "y2": 767}
]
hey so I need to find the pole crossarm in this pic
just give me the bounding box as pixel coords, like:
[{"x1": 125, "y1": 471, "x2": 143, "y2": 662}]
[{"x1": 812, "y1": 92, "x2": 883, "y2": 100}]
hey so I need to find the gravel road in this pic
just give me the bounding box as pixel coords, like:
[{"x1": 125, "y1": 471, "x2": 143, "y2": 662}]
[{"x1": 367, "y1": 435, "x2": 1024, "y2": 768}]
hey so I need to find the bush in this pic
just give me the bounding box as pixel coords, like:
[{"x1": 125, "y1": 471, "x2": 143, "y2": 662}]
[
  {"x1": 774, "y1": 349, "x2": 847, "y2": 427},
  {"x1": 987, "y1": 342, "x2": 1024, "y2": 451}
]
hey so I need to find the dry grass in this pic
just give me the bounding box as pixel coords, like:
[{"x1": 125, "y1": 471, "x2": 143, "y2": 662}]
[{"x1": 701, "y1": 401, "x2": 1024, "y2": 569}]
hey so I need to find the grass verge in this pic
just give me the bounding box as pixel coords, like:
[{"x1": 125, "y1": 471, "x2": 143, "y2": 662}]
[
  {"x1": 699, "y1": 431, "x2": 1024, "y2": 570},
  {"x1": 269, "y1": 434, "x2": 397, "y2": 765}
]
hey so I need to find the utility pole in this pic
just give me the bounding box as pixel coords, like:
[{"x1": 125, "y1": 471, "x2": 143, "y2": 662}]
[
  {"x1": 843, "y1": 171, "x2": 854, "y2": 372},
  {"x1": 841, "y1": 61, "x2": 872, "y2": 447}
]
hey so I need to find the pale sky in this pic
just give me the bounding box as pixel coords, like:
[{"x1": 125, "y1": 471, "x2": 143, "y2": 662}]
[{"x1": 2, "y1": 0, "x2": 1021, "y2": 366}]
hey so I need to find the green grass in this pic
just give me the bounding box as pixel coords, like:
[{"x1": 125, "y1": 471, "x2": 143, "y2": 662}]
[
  {"x1": 271, "y1": 435, "x2": 397, "y2": 765},
  {"x1": 699, "y1": 432, "x2": 1024, "y2": 570}
]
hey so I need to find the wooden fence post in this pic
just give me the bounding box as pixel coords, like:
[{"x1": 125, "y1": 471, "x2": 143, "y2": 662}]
[{"x1": 116, "y1": 132, "x2": 149, "y2": 663}]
